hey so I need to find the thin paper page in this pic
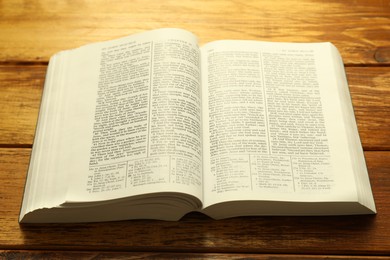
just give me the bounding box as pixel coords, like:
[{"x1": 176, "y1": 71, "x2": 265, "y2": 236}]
[
  {"x1": 61, "y1": 29, "x2": 203, "y2": 203},
  {"x1": 201, "y1": 40, "x2": 358, "y2": 207}
]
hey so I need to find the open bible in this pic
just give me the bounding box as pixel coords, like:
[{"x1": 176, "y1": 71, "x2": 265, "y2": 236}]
[{"x1": 19, "y1": 28, "x2": 376, "y2": 223}]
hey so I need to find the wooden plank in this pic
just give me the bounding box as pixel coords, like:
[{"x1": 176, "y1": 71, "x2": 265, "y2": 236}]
[
  {"x1": 0, "y1": 148, "x2": 389, "y2": 255},
  {"x1": 346, "y1": 67, "x2": 390, "y2": 150},
  {"x1": 1, "y1": 65, "x2": 389, "y2": 149},
  {"x1": 0, "y1": 66, "x2": 44, "y2": 146},
  {"x1": 0, "y1": 0, "x2": 389, "y2": 64},
  {"x1": 1, "y1": 250, "x2": 389, "y2": 260}
]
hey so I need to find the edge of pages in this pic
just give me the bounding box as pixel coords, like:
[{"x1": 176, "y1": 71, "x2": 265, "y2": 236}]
[{"x1": 328, "y1": 45, "x2": 376, "y2": 214}]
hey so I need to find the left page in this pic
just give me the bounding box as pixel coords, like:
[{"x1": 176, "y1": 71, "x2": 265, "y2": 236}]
[
  {"x1": 66, "y1": 28, "x2": 203, "y2": 203},
  {"x1": 21, "y1": 29, "x2": 203, "y2": 217}
]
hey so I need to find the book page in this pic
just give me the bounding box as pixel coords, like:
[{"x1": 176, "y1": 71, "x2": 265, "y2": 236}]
[
  {"x1": 61, "y1": 29, "x2": 203, "y2": 203},
  {"x1": 201, "y1": 40, "x2": 358, "y2": 207}
]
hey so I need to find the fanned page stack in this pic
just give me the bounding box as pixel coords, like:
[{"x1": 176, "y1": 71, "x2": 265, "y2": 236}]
[{"x1": 19, "y1": 28, "x2": 376, "y2": 223}]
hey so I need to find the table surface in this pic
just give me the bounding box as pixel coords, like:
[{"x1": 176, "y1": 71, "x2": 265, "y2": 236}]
[{"x1": 1, "y1": 0, "x2": 390, "y2": 259}]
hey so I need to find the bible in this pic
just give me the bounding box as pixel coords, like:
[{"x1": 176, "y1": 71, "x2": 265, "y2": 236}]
[{"x1": 19, "y1": 28, "x2": 376, "y2": 223}]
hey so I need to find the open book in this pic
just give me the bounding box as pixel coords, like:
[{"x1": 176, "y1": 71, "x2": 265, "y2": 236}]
[{"x1": 20, "y1": 28, "x2": 376, "y2": 223}]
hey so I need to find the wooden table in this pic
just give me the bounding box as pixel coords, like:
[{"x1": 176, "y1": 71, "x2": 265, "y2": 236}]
[{"x1": 1, "y1": 0, "x2": 390, "y2": 258}]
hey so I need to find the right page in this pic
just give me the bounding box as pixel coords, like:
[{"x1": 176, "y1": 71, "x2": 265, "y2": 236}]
[{"x1": 200, "y1": 40, "x2": 376, "y2": 216}]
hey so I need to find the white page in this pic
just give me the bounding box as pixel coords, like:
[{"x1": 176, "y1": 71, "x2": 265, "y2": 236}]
[
  {"x1": 57, "y1": 29, "x2": 204, "y2": 203},
  {"x1": 201, "y1": 40, "x2": 358, "y2": 207}
]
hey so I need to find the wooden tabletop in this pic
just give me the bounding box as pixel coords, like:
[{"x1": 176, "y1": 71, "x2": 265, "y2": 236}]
[{"x1": 1, "y1": 0, "x2": 390, "y2": 258}]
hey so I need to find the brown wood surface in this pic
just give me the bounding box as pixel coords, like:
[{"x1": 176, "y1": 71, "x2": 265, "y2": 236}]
[
  {"x1": 1, "y1": 0, "x2": 389, "y2": 258},
  {"x1": 0, "y1": 0, "x2": 389, "y2": 65},
  {"x1": 1, "y1": 251, "x2": 390, "y2": 260}
]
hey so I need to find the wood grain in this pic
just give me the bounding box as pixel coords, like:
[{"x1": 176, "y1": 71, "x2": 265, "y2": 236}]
[
  {"x1": 0, "y1": 66, "x2": 44, "y2": 146},
  {"x1": 346, "y1": 67, "x2": 390, "y2": 150},
  {"x1": 0, "y1": 66, "x2": 389, "y2": 149},
  {"x1": 0, "y1": 148, "x2": 389, "y2": 255},
  {"x1": 0, "y1": 0, "x2": 389, "y2": 64},
  {"x1": 1, "y1": 250, "x2": 390, "y2": 260}
]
